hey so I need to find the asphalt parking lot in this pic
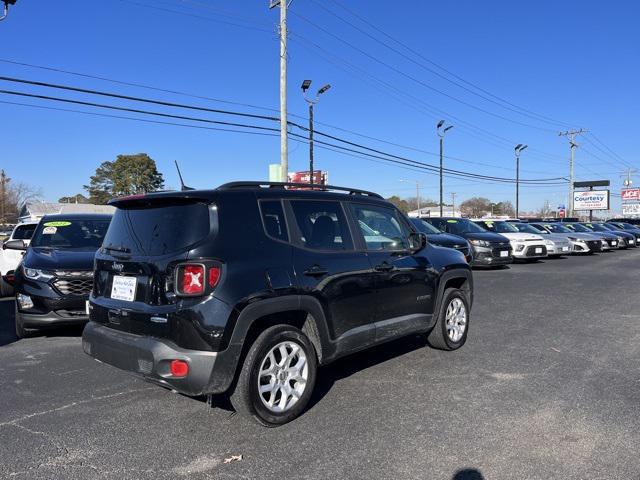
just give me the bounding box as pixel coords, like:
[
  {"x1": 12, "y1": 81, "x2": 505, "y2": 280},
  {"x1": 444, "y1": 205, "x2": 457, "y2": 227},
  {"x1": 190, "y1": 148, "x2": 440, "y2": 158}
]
[{"x1": 1, "y1": 250, "x2": 639, "y2": 480}]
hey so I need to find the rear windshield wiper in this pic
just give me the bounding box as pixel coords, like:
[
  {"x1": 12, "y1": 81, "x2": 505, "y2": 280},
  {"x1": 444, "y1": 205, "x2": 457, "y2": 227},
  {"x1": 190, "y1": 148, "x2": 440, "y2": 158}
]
[{"x1": 103, "y1": 244, "x2": 131, "y2": 255}]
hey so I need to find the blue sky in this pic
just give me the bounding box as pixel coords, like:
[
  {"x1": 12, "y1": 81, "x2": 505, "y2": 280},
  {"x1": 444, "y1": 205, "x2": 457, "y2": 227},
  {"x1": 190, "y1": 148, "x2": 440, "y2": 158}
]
[{"x1": 1, "y1": 0, "x2": 638, "y2": 212}]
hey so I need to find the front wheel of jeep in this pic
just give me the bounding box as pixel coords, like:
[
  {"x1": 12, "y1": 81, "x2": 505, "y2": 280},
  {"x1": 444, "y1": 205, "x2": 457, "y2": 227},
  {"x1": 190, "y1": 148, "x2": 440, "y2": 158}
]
[{"x1": 230, "y1": 325, "x2": 317, "y2": 427}]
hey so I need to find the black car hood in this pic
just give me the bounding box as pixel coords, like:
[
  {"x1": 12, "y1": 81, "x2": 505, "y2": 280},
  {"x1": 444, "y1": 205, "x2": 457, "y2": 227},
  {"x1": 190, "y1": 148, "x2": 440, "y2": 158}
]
[
  {"x1": 23, "y1": 247, "x2": 97, "y2": 271},
  {"x1": 427, "y1": 233, "x2": 468, "y2": 248},
  {"x1": 461, "y1": 232, "x2": 510, "y2": 243}
]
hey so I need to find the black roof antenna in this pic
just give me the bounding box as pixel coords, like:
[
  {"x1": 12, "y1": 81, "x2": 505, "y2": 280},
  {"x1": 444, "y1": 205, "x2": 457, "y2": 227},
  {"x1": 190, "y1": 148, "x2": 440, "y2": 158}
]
[{"x1": 174, "y1": 160, "x2": 194, "y2": 191}]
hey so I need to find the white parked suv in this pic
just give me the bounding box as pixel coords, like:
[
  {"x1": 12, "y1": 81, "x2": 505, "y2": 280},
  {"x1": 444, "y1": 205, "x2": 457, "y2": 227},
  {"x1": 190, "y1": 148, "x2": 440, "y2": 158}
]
[
  {"x1": 0, "y1": 221, "x2": 38, "y2": 296},
  {"x1": 474, "y1": 219, "x2": 548, "y2": 261}
]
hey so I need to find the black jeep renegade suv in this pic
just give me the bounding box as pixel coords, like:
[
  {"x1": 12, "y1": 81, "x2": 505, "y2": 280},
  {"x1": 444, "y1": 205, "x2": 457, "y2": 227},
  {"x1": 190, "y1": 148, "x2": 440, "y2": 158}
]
[{"x1": 82, "y1": 182, "x2": 473, "y2": 426}]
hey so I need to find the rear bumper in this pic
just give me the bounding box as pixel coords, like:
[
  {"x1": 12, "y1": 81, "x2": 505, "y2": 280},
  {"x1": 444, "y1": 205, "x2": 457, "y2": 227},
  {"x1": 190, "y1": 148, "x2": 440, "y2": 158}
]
[{"x1": 82, "y1": 321, "x2": 237, "y2": 396}]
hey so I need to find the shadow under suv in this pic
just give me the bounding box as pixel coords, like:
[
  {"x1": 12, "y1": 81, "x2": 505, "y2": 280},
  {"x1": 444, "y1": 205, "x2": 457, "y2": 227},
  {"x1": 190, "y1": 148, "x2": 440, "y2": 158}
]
[{"x1": 82, "y1": 182, "x2": 473, "y2": 426}]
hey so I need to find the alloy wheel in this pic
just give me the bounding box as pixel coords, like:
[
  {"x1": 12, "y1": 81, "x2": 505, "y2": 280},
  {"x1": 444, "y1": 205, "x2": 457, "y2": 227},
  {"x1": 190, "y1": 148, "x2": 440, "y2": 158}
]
[
  {"x1": 445, "y1": 297, "x2": 467, "y2": 343},
  {"x1": 257, "y1": 341, "x2": 308, "y2": 413}
]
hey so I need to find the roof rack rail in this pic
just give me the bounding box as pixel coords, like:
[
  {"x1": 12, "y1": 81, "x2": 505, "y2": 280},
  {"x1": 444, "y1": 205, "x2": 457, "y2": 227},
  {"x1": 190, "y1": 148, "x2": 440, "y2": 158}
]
[{"x1": 217, "y1": 181, "x2": 383, "y2": 199}]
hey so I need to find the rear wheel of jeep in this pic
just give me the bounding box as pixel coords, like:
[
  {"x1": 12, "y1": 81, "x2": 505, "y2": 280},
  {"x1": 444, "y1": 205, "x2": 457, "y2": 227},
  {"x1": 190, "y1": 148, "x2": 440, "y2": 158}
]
[
  {"x1": 230, "y1": 325, "x2": 317, "y2": 427},
  {"x1": 427, "y1": 288, "x2": 469, "y2": 351}
]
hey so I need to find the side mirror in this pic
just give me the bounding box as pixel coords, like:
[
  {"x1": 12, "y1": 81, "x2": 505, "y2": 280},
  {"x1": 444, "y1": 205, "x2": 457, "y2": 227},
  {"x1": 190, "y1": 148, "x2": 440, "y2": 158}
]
[
  {"x1": 3, "y1": 239, "x2": 27, "y2": 251},
  {"x1": 408, "y1": 232, "x2": 427, "y2": 252}
]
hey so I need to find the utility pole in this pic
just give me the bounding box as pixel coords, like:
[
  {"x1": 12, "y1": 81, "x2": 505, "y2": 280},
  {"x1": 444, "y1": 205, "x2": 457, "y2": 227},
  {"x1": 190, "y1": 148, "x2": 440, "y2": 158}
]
[
  {"x1": 514, "y1": 144, "x2": 528, "y2": 218},
  {"x1": 559, "y1": 129, "x2": 587, "y2": 217},
  {"x1": 451, "y1": 192, "x2": 456, "y2": 217},
  {"x1": 399, "y1": 179, "x2": 422, "y2": 211},
  {"x1": 437, "y1": 120, "x2": 454, "y2": 217},
  {"x1": 270, "y1": 0, "x2": 290, "y2": 182},
  {"x1": 301, "y1": 80, "x2": 331, "y2": 185},
  {"x1": 0, "y1": 169, "x2": 6, "y2": 224}
]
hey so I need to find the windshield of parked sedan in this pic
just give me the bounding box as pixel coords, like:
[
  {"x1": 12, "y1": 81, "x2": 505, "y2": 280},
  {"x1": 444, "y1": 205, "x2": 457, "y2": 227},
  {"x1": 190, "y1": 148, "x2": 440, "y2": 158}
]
[
  {"x1": 514, "y1": 223, "x2": 546, "y2": 234},
  {"x1": 584, "y1": 223, "x2": 609, "y2": 232},
  {"x1": 410, "y1": 218, "x2": 442, "y2": 235},
  {"x1": 442, "y1": 219, "x2": 487, "y2": 235},
  {"x1": 566, "y1": 223, "x2": 592, "y2": 233},
  {"x1": 542, "y1": 224, "x2": 572, "y2": 233},
  {"x1": 30, "y1": 218, "x2": 111, "y2": 250},
  {"x1": 477, "y1": 221, "x2": 519, "y2": 233}
]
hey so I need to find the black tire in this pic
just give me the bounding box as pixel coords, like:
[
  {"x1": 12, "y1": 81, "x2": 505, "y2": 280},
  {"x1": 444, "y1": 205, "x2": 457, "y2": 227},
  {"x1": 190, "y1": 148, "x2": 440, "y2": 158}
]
[
  {"x1": 0, "y1": 277, "x2": 13, "y2": 298},
  {"x1": 230, "y1": 325, "x2": 317, "y2": 427},
  {"x1": 428, "y1": 288, "x2": 470, "y2": 351},
  {"x1": 14, "y1": 302, "x2": 29, "y2": 339}
]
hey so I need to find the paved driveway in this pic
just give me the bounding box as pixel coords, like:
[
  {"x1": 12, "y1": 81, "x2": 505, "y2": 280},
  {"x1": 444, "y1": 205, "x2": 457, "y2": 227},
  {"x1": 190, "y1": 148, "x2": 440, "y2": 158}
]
[{"x1": 1, "y1": 250, "x2": 639, "y2": 479}]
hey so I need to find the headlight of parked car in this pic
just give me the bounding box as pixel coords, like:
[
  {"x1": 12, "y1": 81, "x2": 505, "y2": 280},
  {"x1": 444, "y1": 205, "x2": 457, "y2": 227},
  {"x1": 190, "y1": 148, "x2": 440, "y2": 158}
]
[
  {"x1": 545, "y1": 240, "x2": 555, "y2": 247},
  {"x1": 23, "y1": 267, "x2": 55, "y2": 282},
  {"x1": 469, "y1": 239, "x2": 490, "y2": 247}
]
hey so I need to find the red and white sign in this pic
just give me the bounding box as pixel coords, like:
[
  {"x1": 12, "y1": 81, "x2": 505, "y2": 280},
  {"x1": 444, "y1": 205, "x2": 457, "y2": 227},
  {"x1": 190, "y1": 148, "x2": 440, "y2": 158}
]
[
  {"x1": 287, "y1": 171, "x2": 328, "y2": 188},
  {"x1": 622, "y1": 188, "x2": 640, "y2": 201},
  {"x1": 558, "y1": 209, "x2": 566, "y2": 218}
]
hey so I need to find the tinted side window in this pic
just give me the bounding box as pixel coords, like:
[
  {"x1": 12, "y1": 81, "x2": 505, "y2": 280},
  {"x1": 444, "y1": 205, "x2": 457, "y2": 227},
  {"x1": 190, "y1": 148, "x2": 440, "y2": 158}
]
[
  {"x1": 290, "y1": 200, "x2": 353, "y2": 250},
  {"x1": 13, "y1": 224, "x2": 36, "y2": 240},
  {"x1": 351, "y1": 204, "x2": 410, "y2": 251},
  {"x1": 260, "y1": 200, "x2": 289, "y2": 242}
]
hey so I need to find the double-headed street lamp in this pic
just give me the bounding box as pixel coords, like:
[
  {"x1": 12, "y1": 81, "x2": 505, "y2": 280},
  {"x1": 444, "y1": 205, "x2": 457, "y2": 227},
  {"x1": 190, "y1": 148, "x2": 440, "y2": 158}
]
[
  {"x1": 514, "y1": 144, "x2": 528, "y2": 218},
  {"x1": 437, "y1": 120, "x2": 454, "y2": 216},
  {"x1": 301, "y1": 79, "x2": 331, "y2": 185},
  {"x1": 1, "y1": 0, "x2": 17, "y2": 21}
]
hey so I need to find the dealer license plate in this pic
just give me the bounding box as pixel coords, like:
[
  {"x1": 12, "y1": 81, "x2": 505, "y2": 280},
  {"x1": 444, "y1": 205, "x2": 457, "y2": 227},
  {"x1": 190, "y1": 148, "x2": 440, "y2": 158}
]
[
  {"x1": 500, "y1": 250, "x2": 509, "y2": 257},
  {"x1": 562, "y1": 246, "x2": 569, "y2": 252},
  {"x1": 535, "y1": 247, "x2": 543, "y2": 254},
  {"x1": 612, "y1": 241, "x2": 617, "y2": 246},
  {"x1": 111, "y1": 275, "x2": 137, "y2": 302}
]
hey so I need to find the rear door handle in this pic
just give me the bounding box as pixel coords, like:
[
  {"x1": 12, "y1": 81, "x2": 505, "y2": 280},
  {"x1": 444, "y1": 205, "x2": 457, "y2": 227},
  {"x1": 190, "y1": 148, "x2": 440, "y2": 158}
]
[
  {"x1": 374, "y1": 262, "x2": 395, "y2": 272},
  {"x1": 303, "y1": 265, "x2": 329, "y2": 277}
]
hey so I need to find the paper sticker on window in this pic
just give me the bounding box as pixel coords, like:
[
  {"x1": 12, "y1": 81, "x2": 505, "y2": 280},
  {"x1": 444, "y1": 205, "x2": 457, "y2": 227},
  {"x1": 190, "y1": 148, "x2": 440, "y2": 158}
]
[
  {"x1": 447, "y1": 219, "x2": 458, "y2": 223},
  {"x1": 43, "y1": 226, "x2": 57, "y2": 235},
  {"x1": 44, "y1": 221, "x2": 71, "y2": 227}
]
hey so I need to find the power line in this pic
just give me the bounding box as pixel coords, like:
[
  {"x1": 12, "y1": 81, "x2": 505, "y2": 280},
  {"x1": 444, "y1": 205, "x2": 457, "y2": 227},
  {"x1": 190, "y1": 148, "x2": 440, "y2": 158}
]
[
  {"x1": 0, "y1": 88, "x2": 566, "y2": 186},
  {"x1": 326, "y1": 0, "x2": 575, "y2": 129},
  {"x1": 115, "y1": 0, "x2": 273, "y2": 33},
  {"x1": 0, "y1": 58, "x2": 566, "y2": 173},
  {"x1": 308, "y1": 0, "x2": 571, "y2": 130},
  {"x1": 0, "y1": 99, "x2": 281, "y2": 137},
  {"x1": 0, "y1": 58, "x2": 283, "y2": 115},
  {"x1": 0, "y1": 75, "x2": 567, "y2": 184},
  {"x1": 289, "y1": 10, "x2": 558, "y2": 133},
  {"x1": 290, "y1": 32, "x2": 569, "y2": 165}
]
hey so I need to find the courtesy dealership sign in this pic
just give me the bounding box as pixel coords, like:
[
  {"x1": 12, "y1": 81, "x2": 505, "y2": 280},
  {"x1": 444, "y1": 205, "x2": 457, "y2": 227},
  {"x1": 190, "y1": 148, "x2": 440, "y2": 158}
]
[{"x1": 573, "y1": 190, "x2": 609, "y2": 211}]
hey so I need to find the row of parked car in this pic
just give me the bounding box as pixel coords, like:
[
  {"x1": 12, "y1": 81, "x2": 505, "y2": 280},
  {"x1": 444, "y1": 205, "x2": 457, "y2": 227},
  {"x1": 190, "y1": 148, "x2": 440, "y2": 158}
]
[
  {"x1": 0, "y1": 181, "x2": 638, "y2": 427},
  {"x1": 410, "y1": 217, "x2": 640, "y2": 267}
]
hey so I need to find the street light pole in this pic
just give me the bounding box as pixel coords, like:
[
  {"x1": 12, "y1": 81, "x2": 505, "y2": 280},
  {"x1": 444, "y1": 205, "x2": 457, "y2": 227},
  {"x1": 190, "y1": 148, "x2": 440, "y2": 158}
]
[
  {"x1": 437, "y1": 120, "x2": 453, "y2": 217},
  {"x1": 514, "y1": 144, "x2": 528, "y2": 218},
  {"x1": 301, "y1": 80, "x2": 331, "y2": 185},
  {"x1": 0, "y1": 0, "x2": 17, "y2": 22}
]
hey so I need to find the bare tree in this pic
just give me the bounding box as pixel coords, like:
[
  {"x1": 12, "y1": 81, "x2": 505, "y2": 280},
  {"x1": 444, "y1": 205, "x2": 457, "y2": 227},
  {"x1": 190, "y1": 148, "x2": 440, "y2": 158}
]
[{"x1": 537, "y1": 200, "x2": 553, "y2": 218}]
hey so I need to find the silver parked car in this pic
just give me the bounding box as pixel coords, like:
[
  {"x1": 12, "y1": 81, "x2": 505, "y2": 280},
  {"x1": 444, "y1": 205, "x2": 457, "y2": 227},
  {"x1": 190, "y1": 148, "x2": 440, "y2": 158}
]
[
  {"x1": 529, "y1": 223, "x2": 604, "y2": 254},
  {"x1": 512, "y1": 222, "x2": 572, "y2": 257}
]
